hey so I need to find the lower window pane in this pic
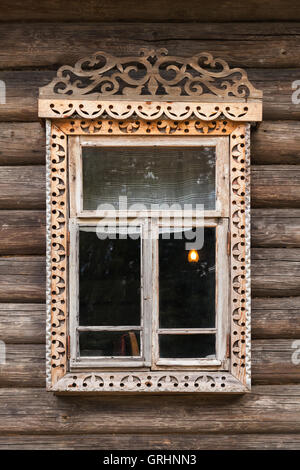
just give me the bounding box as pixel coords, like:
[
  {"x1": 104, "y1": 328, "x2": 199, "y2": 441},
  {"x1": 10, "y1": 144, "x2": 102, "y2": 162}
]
[
  {"x1": 79, "y1": 331, "x2": 141, "y2": 357},
  {"x1": 159, "y1": 334, "x2": 215, "y2": 359}
]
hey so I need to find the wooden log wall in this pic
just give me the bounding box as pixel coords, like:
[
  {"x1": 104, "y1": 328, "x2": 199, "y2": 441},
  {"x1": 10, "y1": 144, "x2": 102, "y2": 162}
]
[{"x1": 0, "y1": 0, "x2": 300, "y2": 450}]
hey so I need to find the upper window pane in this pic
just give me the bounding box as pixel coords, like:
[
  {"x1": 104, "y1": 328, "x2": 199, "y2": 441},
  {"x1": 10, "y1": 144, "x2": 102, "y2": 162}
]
[{"x1": 82, "y1": 146, "x2": 216, "y2": 211}]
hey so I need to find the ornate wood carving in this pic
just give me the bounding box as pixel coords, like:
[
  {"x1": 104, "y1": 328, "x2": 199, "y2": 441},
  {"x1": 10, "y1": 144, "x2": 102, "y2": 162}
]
[
  {"x1": 39, "y1": 49, "x2": 262, "y2": 121},
  {"x1": 46, "y1": 117, "x2": 251, "y2": 394}
]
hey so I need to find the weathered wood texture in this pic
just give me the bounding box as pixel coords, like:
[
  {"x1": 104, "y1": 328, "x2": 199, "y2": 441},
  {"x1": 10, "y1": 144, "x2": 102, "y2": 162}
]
[
  {"x1": 0, "y1": 167, "x2": 45, "y2": 209},
  {"x1": 0, "y1": 303, "x2": 45, "y2": 343},
  {"x1": 252, "y1": 297, "x2": 300, "y2": 339},
  {"x1": 1, "y1": 23, "x2": 300, "y2": 68},
  {"x1": 0, "y1": 69, "x2": 299, "y2": 121},
  {"x1": 0, "y1": 211, "x2": 45, "y2": 254},
  {"x1": 1, "y1": 165, "x2": 299, "y2": 211},
  {"x1": 0, "y1": 386, "x2": 299, "y2": 434},
  {"x1": 0, "y1": 249, "x2": 299, "y2": 303},
  {"x1": 1, "y1": 10, "x2": 300, "y2": 449},
  {"x1": 1, "y1": 433, "x2": 300, "y2": 450},
  {"x1": 0, "y1": 123, "x2": 45, "y2": 165},
  {"x1": 2, "y1": 1, "x2": 300, "y2": 23},
  {"x1": 0, "y1": 256, "x2": 45, "y2": 302},
  {"x1": 1, "y1": 340, "x2": 299, "y2": 388},
  {"x1": 1, "y1": 121, "x2": 299, "y2": 168}
]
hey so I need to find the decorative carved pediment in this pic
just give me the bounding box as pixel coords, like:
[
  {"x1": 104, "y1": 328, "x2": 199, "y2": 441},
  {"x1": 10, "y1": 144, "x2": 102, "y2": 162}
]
[
  {"x1": 40, "y1": 48, "x2": 262, "y2": 101},
  {"x1": 39, "y1": 49, "x2": 262, "y2": 121}
]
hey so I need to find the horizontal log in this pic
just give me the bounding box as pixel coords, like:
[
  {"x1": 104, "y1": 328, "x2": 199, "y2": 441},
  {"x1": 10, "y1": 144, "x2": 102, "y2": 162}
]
[
  {"x1": 0, "y1": 69, "x2": 299, "y2": 121},
  {"x1": 1, "y1": 433, "x2": 300, "y2": 450},
  {"x1": 251, "y1": 209, "x2": 300, "y2": 247},
  {"x1": 1, "y1": 297, "x2": 299, "y2": 344},
  {"x1": 252, "y1": 248, "x2": 300, "y2": 296},
  {"x1": 252, "y1": 166, "x2": 300, "y2": 208},
  {"x1": 0, "y1": 166, "x2": 45, "y2": 209},
  {"x1": 1, "y1": 1, "x2": 300, "y2": 23},
  {"x1": 3, "y1": 120, "x2": 300, "y2": 167},
  {"x1": 251, "y1": 121, "x2": 300, "y2": 165},
  {"x1": 0, "y1": 339, "x2": 298, "y2": 388},
  {"x1": 0, "y1": 344, "x2": 45, "y2": 387},
  {"x1": 0, "y1": 165, "x2": 299, "y2": 214},
  {"x1": 0, "y1": 385, "x2": 299, "y2": 434},
  {"x1": 0, "y1": 248, "x2": 299, "y2": 302},
  {"x1": 0, "y1": 256, "x2": 45, "y2": 302},
  {"x1": 0, "y1": 303, "x2": 45, "y2": 343},
  {"x1": 0, "y1": 211, "x2": 45, "y2": 254},
  {"x1": 2, "y1": 208, "x2": 300, "y2": 258},
  {"x1": 1, "y1": 23, "x2": 300, "y2": 69},
  {"x1": 252, "y1": 297, "x2": 300, "y2": 338},
  {"x1": 0, "y1": 122, "x2": 45, "y2": 166},
  {"x1": 252, "y1": 339, "x2": 300, "y2": 384}
]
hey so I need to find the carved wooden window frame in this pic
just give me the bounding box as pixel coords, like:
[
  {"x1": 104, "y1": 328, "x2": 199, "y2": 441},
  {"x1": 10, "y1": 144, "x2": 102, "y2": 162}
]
[{"x1": 40, "y1": 49, "x2": 262, "y2": 393}]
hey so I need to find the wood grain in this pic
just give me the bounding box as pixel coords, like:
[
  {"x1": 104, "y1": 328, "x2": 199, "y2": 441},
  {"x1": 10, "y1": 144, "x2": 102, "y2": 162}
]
[
  {"x1": 0, "y1": 340, "x2": 298, "y2": 388},
  {"x1": 1, "y1": 23, "x2": 300, "y2": 69},
  {"x1": 252, "y1": 209, "x2": 300, "y2": 247},
  {"x1": 0, "y1": 385, "x2": 299, "y2": 434},
  {"x1": 0, "y1": 303, "x2": 45, "y2": 343},
  {"x1": 1, "y1": 1, "x2": 300, "y2": 23},
  {"x1": 0, "y1": 256, "x2": 45, "y2": 302},
  {"x1": 252, "y1": 166, "x2": 300, "y2": 208},
  {"x1": 252, "y1": 297, "x2": 300, "y2": 338},
  {"x1": 0, "y1": 122, "x2": 45, "y2": 166},
  {"x1": 0, "y1": 211, "x2": 45, "y2": 254},
  {"x1": 0, "y1": 166, "x2": 45, "y2": 209}
]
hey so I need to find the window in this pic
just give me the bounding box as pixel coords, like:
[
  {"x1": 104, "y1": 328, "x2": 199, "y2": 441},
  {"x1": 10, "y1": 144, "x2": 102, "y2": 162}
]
[
  {"x1": 40, "y1": 49, "x2": 262, "y2": 393},
  {"x1": 69, "y1": 136, "x2": 229, "y2": 371}
]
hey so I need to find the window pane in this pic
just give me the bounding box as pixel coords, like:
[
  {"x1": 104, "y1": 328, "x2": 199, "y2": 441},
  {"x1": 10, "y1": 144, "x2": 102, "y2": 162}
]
[
  {"x1": 79, "y1": 331, "x2": 141, "y2": 357},
  {"x1": 159, "y1": 334, "x2": 215, "y2": 359},
  {"x1": 82, "y1": 146, "x2": 216, "y2": 210},
  {"x1": 79, "y1": 228, "x2": 141, "y2": 326},
  {"x1": 159, "y1": 227, "x2": 215, "y2": 328}
]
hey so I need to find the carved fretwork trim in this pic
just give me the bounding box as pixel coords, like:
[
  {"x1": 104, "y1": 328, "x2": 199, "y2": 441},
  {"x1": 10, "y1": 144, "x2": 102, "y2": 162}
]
[
  {"x1": 40, "y1": 49, "x2": 261, "y2": 101},
  {"x1": 46, "y1": 118, "x2": 251, "y2": 393},
  {"x1": 39, "y1": 50, "x2": 262, "y2": 121}
]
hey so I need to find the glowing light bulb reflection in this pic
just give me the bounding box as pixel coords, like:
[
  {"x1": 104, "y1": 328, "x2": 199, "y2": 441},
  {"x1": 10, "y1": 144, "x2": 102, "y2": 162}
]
[{"x1": 188, "y1": 249, "x2": 199, "y2": 263}]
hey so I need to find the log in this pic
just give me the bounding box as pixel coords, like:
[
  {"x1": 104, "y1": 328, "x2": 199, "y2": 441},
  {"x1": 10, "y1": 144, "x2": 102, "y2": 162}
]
[
  {"x1": 1, "y1": 1, "x2": 300, "y2": 23},
  {"x1": 0, "y1": 166, "x2": 45, "y2": 209},
  {"x1": 0, "y1": 303, "x2": 45, "y2": 343},
  {"x1": 0, "y1": 69, "x2": 299, "y2": 121},
  {"x1": 0, "y1": 433, "x2": 299, "y2": 450},
  {"x1": 0, "y1": 344, "x2": 45, "y2": 387},
  {"x1": 252, "y1": 209, "x2": 300, "y2": 247},
  {"x1": 0, "y1": 211, "x2": 45, "y2": 255},
  {"x1": 1, "y1": 23, "x2": 300, "y2": 69},
  {"x1": 0, "y1": 298, "x2": 299, "y2": 344},
  {"x1": 0, "y1": 248, "x2": 299, "y2": 302},
  {"x1": 0, "y1": 122, "x2": 45, "y2": 166},
  {"x1": 252, "y1": 166, "x2": 300, "y2": 208},
  {"x1": 3, "y1": 120, "x2": 300, "y2": 166},
  {"x1": 252, "y1": 297, "x2": 300, "y2": 338},
  {"x1": 251, "y1": 121, "x2": 300, "y2": 165},
  {"x1": 0, "y1": 385, "x2": 299, "y2": 434},
  {"x1": 0, "y1": 339, "x2": 299, "y2": 388},
  {"x1": 252, "y1": 339, "x2": 300, "y2": 384},
  {"x1": 252, "y1": 248, "x2": 300, "y2": 296},
  {"x1": 0, "y1": 256, "x2": 45, "y2": 302}
]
